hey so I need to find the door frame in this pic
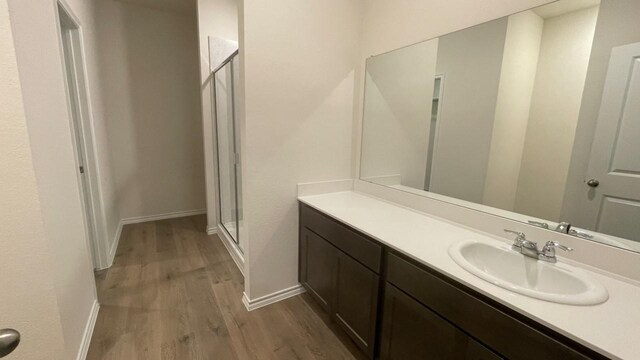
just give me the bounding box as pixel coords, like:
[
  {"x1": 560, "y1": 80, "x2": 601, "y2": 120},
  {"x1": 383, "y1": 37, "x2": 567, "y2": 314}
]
[
  {"x1": 55, "y1": 0, "x2": 108, "y2": 269},
  {"x1": 424, "y1": 72, "x2": 445, "y2": 191}
]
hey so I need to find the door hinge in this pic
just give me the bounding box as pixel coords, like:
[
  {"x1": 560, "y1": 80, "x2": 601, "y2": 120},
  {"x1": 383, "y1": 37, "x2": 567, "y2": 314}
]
[{"x1": 79, "y1": 165, "x2": 85, "y2": 174}]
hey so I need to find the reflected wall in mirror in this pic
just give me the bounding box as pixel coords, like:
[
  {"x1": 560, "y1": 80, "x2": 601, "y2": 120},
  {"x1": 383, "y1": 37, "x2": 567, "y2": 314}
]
[{"x1": 360, "y1": 0, "x2": 640, "y2": 252}]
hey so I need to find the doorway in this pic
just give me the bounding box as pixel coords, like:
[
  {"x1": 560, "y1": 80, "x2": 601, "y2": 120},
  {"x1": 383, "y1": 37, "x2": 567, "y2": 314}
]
[{"x1": 57, "y1": 3, "x2": 101, "y2": 268}]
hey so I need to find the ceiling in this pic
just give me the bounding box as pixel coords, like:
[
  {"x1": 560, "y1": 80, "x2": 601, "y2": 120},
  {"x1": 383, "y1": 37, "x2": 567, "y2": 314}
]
[
  {"x1": 533, "y1": 0, "x2": 600, "y2": 19},
  {"x1": 116, "y1": 0, "x2": 197, "y2": 16}
]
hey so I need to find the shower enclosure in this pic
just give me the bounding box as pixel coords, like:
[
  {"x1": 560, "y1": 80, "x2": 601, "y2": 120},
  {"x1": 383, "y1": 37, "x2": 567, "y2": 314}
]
[{"x1": 211, "y1": 45, "x2": 242, "y2": 249}]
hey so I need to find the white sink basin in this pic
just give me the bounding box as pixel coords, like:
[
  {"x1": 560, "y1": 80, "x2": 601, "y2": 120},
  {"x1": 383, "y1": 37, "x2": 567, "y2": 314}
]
[{"x1": 449, "y1": 240, "x2": 608, "y2": 305}]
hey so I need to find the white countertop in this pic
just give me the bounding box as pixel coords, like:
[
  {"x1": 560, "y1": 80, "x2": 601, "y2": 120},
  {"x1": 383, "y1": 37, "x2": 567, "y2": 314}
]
[{"x1": 298, "y1": 190, "x2": 640, "y2": 360}]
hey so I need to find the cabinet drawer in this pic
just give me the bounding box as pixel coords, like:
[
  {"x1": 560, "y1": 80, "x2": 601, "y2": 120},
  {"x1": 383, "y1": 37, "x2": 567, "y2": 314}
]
[
  {"x1": 300, "y1": 204, "x2": 382, "y2": 273},
  {"x1": 386, "y1": 252, "x2": 605, "y2": 360}
]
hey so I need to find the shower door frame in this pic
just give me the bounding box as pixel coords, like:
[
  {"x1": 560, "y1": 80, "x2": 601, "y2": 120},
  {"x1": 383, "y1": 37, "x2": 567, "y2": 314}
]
[{"x1": 211, "y1": 49, "x2": 242, "y2": 249}]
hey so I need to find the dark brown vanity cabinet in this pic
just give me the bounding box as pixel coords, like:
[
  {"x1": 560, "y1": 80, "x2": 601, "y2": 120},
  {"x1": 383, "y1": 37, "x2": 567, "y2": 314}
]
[
  {"x1": 299, "y1": 205, "x2": 381, "y2": 358},
  {"x1": 380, "y1": 283, "x2": 502, "y2": 360},
  {"x1": 380, "y1": 283, "x2": 465, "y2": 359},
  {"x1": 334, "y1": 250, "x2": 380, "y2": 355},
  {"x1": 300, "y1": 228, "x2": 335, "y2": 311},
  {"x1": 298, "y1": 203, "x2": 608, "y2": 360}
]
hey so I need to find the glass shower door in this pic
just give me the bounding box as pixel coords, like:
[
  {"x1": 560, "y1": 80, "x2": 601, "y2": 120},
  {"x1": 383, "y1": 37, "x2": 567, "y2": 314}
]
[{"x1": 213, "y1": 52, "x2": 242, "y2": 246}]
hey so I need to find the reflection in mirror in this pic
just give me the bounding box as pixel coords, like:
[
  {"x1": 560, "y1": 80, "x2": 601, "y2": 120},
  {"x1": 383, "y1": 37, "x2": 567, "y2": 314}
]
[{"x1": 360, "y1": 0, "x2": 640, "y2": 252}]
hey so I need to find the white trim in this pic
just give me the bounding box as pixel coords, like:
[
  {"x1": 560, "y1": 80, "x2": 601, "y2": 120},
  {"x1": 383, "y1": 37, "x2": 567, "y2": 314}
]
[
  {"x1": 100, "y1": 221, "x2": 123, "y2": 270},
  {"x1": 120, "y1": 208, "x2": 207, "y2": 225},
  {"x1": 56, "y1": 0, "x2": 110, "y2": 271},
  {"x1": 75, "y1": 300, "x2": 99, "y2": 360},
  {"x1": 216, "y1": 225, "x2": 245, "y2": 276},
  {"x1": 242, "y1": 285, "x2": 306, "y2": 311},
  {"x1": 206, "y1": 225, "x2": 217, "y2": 235}
]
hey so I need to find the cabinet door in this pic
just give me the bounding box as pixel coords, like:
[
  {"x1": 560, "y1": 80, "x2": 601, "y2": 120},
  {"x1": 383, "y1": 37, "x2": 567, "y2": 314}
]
[
  {"x1": 334, "y1": 251, "x2": 380, "y2": 358},
  {"x1": 300, "y1": 228, "x2": 336, "y2": 312},
  {"x1": 465, "y1": 338, "x2": 504, "y2": 360},
  {"x1": 380, "y1": 283, "x2": 466, "y2": 360}
]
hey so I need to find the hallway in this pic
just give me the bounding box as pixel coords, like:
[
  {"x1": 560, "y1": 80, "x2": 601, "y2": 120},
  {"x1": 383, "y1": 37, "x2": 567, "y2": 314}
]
[{"x1": 86, "y1": 215, "x2": 360, "y2": 359}]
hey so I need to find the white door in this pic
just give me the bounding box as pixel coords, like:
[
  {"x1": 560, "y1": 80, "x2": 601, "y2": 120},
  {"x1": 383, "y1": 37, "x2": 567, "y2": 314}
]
[
  {"x1": 582, "y1": 42, "x2": 640, "y2": 242},
  {"x1": 1, "y1": 0, "x2": 67, "y2": 356}
]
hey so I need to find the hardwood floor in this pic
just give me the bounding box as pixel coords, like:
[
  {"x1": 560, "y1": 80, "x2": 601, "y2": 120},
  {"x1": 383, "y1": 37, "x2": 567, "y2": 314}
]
[{"x1": 87, "y1": 215, "x2": 361, "y2": 360}]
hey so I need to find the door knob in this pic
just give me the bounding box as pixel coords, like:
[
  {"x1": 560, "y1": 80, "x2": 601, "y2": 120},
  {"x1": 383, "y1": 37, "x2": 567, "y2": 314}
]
[
  {"x1": 0, "y1": 329, "x2": 20, "y2": 357},
  {"x1": 586, "y1": 179, "x2": 599, "y2": 188}
]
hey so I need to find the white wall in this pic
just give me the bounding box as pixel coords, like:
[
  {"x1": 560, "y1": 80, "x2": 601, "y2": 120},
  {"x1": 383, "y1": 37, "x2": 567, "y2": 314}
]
[
  {"x1": 241, "y1": 0, "x2": 362, "y2": 300},
  {"x1": 562, "y1": 0, "x2": 640, "y2": 227},
  {"x1": 196, "y1": 0, "x2": 239, "y2": 231},
  {"x1": 97, "y1": 1, "x2": 205, "y2": 222},
  {"x1": 238, "y1": 0, "x2": 555, "y2": 303},
  {"x1": 231, "y1": 0, "x2": 556, "y2": 304},
  {"x1": 1, "y1": 1, "x2": 67, "y2": 357},
  {"x1": 358, "y1": 0, "x2": 552, "y2": 59},
  {"x1": 360, "y1": 39, "x2": 438, "y2": 189},
  {"x1": 515, "y1": 6, "x2": 599, "y2": 221},
  {"x1": 353, "y1": 0, "x2": 554, "y2": 178},
  {"x1": 7, "y1": 0, "x2": 100, "y2": 357},
  {"x1": 428, "y1": 18, "x2": 508, "y2": 204},
  {"x1": 483, "y1": 11, "x2": 543, "y2": 210}
]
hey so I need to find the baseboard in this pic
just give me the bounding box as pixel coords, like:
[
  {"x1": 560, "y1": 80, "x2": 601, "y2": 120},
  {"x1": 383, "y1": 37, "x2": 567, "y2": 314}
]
[
  {"x1": 242, "y1": 284, "x2": 306, "y2": 311},
  {"x1": 76, "y1": 300, "x2": 99, "y2": 360},
  {"x1": 103, "y1": 222, "x2": 123, "y2": 269},
  {"x1": 206, "y1": 225, "x2": 217, "y2": 235},
  {"x1": 121, "y1": 208, "x2": 207, "y2": 225},
  {"x1": 216, "y1": 225, "x2": 245, "y2": 276}
]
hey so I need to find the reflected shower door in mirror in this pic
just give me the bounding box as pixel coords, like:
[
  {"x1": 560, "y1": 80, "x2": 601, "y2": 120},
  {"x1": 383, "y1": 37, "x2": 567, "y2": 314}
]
[
  {"x1": 213, "y1": 51, "x2": 243, "y2": 249},
  {"x1": 360, "y1": 0, "x2": 640, "y2": 252}
]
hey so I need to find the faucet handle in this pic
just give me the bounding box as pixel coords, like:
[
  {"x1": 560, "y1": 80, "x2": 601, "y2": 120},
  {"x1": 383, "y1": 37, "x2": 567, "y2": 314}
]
[
  {"x1": 504, "y1": 229, "x2": 526, "y2": 245},
  {"x1": 542, "y1": 241, "x2": 573, "y2": 258},
  {"x1": 568, "y1": 229, "x2": 594, "y2": 240},
  {"x1": 528, "y1": 220, "x2": 549, "y2": 229}
]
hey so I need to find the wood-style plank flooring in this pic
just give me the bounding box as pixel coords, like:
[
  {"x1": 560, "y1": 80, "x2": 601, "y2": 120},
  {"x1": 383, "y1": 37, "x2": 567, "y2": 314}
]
[{"x1": 87, "y1": 215, "x2": 361, "y2": 359}]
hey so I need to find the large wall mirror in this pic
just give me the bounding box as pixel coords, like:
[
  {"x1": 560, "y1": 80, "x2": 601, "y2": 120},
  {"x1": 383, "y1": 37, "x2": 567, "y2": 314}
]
[{"x1": 360, "y1": 0, "x2": 640, "y2": 252}]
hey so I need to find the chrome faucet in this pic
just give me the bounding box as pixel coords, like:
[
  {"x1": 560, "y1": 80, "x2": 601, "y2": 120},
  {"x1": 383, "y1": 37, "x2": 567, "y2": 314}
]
[
  {"x1": 528, "y1": 220, "x2": 571, "y2": 233},
  {"x1": 555, "y1": 222, "x2": 571, "y2": 234},
  {"x1": 527, "y1": 220, "x2": 595, "y2": 240},
  {"x1": 504, "y1": 230, "x2": 539, "y2": 258},
  {"x1": 504, "y1": 230, "x2": 573, "y2": 263}
]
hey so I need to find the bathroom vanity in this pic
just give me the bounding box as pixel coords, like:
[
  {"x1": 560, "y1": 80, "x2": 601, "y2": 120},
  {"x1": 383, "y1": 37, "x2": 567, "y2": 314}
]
[{"x1": 298, "y1": 191, "x2": 640, "y2": 360}]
